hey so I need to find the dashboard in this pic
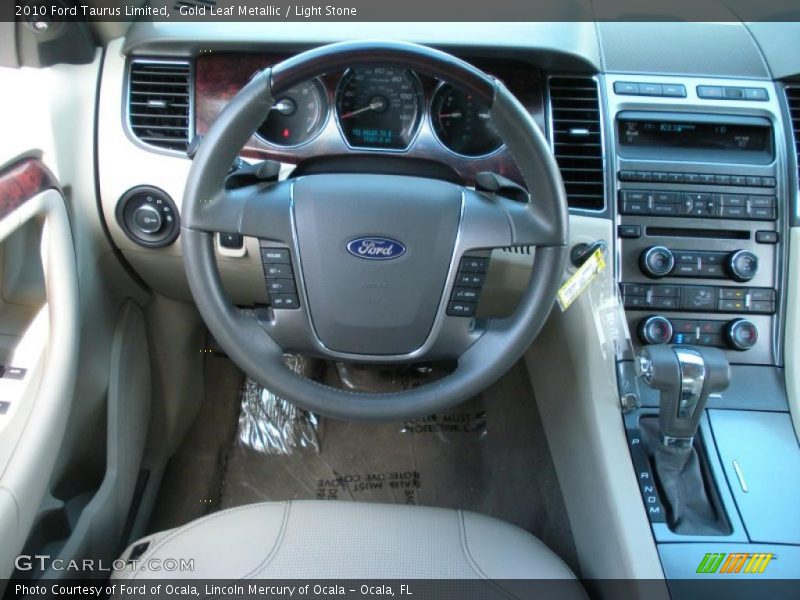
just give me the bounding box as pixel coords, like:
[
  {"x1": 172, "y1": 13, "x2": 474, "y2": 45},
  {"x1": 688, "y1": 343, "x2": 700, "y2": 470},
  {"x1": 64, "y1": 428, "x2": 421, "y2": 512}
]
[
  {"x1": 98, "y1": 22, "x2": 800, "y2": 374},
  {"x1": 193, "y1": 53, "x2": 545, "y2": 185}
]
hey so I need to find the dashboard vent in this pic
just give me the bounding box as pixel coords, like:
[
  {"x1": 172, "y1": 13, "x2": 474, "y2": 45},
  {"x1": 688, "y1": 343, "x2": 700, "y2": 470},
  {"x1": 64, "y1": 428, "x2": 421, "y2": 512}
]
[
  {"x1": 548, "y1": 76, "x2": 605, "y2": 211},
  {"x1": 787, "y1": 85, "x2": 800, "y2": 188},
  {"x1": 128, "y1": 61, "x2": 192, "y2": 152}
]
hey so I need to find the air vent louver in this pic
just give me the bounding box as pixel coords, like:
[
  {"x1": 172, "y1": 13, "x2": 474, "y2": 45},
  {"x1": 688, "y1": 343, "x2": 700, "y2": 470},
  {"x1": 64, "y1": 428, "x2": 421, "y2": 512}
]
[
  {"x1": 549, "y1": 76, "x2": 605, "y2": 211},
  {"x1": 128, "y1": 61, "x2": 191, "y2": 152},
  {"x1": 787, "y1": 85, "x2": 800, "y2": 188}
]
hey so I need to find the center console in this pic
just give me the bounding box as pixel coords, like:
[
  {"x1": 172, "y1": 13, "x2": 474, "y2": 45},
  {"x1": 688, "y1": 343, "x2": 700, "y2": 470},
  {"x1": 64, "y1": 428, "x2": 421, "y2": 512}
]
[
  {"x1": 613, "y1": 106, "x2": 783, "y2": 365},
  {"x1": 607, "y1": 75, "x2": 800, "y2": 587}
]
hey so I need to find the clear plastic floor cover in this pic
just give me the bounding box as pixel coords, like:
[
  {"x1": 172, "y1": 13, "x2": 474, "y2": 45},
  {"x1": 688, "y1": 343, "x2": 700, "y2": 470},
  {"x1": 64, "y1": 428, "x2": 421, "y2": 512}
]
[{"x1": 221, "y1": 361, "x2": 575, "y2": 565}]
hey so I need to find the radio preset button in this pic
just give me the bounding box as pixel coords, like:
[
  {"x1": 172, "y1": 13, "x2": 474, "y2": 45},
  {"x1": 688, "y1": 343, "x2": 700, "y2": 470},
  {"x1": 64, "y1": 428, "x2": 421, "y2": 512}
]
[{"x1": 699, "y1": 174, "x2": 716, "y2": 184}]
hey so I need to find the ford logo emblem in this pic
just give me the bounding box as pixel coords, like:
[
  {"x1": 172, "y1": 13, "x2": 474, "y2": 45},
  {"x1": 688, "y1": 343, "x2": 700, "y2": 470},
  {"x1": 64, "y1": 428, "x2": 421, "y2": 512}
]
[{"x1": 346, "y1": 237, "x2": 406, "y2": 260}]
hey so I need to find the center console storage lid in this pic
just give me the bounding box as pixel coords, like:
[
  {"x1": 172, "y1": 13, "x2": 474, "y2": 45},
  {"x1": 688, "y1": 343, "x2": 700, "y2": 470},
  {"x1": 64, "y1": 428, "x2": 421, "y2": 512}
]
[{"x1": 708, "y1": 410, "x2": 800, "y2": 545}]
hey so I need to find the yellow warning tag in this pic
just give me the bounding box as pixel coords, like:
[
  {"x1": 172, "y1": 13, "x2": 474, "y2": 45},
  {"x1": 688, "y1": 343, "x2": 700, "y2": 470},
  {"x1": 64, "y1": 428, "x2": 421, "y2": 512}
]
[{"x1": 557, "y1": 248, "x2": 606, "y2": 311}]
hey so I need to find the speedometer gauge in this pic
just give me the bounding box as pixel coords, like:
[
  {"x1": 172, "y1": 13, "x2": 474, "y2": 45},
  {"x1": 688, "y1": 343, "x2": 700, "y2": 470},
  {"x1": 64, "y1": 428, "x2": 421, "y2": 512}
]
[
  {"x1": 431, "y1": 83, "x2": 503, "y2": 157},
  {"x1": 257, "y1": 78, "x2": 328, "y2": 147},
  {"x1": 336, "y1": 66, "x2": 423, "y2": 150}
]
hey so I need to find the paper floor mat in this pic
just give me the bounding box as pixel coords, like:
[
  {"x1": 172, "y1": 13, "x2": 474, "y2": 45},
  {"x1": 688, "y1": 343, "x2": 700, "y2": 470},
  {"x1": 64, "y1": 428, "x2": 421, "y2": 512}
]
[{"x1": 220, "y1": 362, "x2": 570, "y2": 543}]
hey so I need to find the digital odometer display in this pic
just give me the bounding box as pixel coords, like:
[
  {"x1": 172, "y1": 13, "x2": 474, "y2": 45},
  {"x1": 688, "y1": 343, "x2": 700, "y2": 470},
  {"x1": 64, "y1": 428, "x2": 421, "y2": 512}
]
[
  {"x1": 618, "y1": 119, "x2": 769, "y2": 152},
  {"x1": 336, "y1": 66, "x2": 423, "y2": 150}
]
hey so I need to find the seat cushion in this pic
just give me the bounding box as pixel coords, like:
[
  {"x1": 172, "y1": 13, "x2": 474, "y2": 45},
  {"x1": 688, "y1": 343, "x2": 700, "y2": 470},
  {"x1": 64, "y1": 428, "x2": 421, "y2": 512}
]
[{"x1": 115, "y1": 501, "x2": 579, "y2": 586}]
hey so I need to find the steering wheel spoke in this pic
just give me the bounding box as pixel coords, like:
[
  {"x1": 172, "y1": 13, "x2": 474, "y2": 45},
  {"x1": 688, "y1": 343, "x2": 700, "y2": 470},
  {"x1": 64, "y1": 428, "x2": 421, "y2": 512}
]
[
  {"x1": 182, "y1": 181, "x2": 295, "y2": 245},
  {"x1": 459, "y1": 188, "x2": 565, "y2": 253},
  {"x1": 498, "y1": 194, "x2": 567, "y2": 248}
]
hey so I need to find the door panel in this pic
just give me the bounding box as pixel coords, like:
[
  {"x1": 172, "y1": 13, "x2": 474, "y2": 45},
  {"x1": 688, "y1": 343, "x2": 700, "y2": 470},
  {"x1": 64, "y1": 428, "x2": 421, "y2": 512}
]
[{"x1": 0, "y1": 159, "x2": 80, "y2": 580}]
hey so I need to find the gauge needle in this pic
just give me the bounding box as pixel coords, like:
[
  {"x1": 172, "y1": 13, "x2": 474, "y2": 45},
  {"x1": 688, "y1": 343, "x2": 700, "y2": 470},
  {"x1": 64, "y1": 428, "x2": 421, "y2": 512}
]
[
  {"x1": 339, "y1": 99, "x2": 386, "y2": 120},
  {"x1": 272, "y1": 101, "x2": 292, "y2": 112},
  {"x1": 438, "y1": 111, "x2": 464, "y2": 119}
]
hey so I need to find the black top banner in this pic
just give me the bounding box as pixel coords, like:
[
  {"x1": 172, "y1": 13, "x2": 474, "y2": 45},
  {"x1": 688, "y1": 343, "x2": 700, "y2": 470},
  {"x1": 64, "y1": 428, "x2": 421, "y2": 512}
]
[{"x1": 4, "y1": 0, "x2": 800, "y2": 23}]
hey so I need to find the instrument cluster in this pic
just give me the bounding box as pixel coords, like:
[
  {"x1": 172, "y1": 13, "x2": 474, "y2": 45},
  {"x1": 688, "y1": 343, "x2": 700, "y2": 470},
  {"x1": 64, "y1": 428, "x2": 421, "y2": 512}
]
[{"x1": 257, "y1": 64, "x2": 504, "y2": 158}]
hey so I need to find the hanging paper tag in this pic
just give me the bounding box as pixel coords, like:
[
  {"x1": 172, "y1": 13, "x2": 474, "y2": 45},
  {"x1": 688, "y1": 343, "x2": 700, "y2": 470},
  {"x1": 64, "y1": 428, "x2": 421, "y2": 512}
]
[{"x1": 557, "y1": 248, "x2": 606, "y2": 311}]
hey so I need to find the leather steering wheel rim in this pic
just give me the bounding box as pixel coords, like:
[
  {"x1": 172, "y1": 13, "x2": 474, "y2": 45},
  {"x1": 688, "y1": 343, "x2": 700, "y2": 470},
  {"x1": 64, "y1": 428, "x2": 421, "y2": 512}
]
[{"x1": 181, "y1": 40, "x2": 568, "y2": 420}]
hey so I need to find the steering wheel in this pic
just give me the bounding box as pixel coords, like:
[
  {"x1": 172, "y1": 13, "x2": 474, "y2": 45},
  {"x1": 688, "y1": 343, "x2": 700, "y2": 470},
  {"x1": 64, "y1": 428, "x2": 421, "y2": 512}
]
[{"x1": 182, "y1": 41, "x2": 568, "y2": 420}]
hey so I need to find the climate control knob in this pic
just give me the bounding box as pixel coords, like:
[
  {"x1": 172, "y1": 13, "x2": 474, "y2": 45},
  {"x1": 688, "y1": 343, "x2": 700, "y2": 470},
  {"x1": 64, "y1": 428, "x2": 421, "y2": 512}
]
[
  {"x1": 638, "y1": 316, "x2": 673, "y2": 345},
  {"x1": 640, "y1": 246, "x2": 675, "y2": 278},
  {"x1": 725, "y1": 319, "x2": 758, "y2": 351},
  {"x1": 726, "y1": 250, "x2": 759, "y2": 282}
]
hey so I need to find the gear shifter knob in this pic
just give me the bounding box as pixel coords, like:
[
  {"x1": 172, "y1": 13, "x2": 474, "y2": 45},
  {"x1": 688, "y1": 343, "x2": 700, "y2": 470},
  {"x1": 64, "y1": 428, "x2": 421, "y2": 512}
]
[{"x1": 638, "y1": 345, "x2": 731, "y2": 449}]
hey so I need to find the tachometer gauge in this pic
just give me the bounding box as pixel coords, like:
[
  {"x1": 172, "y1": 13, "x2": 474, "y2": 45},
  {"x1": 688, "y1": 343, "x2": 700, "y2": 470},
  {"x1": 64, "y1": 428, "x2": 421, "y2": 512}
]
[
  {"x1": 431, "y1": 83, "x2": 503, "y2": 157},
  {"x1": 336, "y1": 66, "x2": 423, "y2": 150},
  {"x1": 257, "y1": 78, "x2": 328, "y2": 147}
]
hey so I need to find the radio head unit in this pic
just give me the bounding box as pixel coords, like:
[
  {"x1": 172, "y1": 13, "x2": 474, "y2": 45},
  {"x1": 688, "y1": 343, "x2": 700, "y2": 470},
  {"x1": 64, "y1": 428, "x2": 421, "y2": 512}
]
[{"x1": 617, "y1": 112, "x2": 774, "y2": 165}]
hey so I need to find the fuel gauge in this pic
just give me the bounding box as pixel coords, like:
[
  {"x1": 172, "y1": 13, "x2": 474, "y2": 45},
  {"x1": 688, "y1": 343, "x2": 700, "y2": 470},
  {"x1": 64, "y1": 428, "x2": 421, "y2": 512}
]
[{"x1": 431, "y1": 83, "x2": 503, "y2": 157}]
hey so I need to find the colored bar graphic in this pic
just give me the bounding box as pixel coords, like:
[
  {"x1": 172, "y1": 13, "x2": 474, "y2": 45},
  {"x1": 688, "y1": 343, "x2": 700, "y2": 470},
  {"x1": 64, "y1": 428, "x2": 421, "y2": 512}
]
[
  {"x1": 696, "y1": 553, "x2": 726, "y2": 574},
  {"x1": 698, "y1": 552, "x2": 774, "y2": 575}
]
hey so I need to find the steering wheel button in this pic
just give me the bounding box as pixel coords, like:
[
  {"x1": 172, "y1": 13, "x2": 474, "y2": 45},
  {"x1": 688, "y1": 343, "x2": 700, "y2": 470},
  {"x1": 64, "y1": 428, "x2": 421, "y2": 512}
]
[
  {"x1": 263, "y1": 263, "x2": 294, "y2": 278},
  {"x1": 456, "y1": 273, "x2": 485, "y2": 287},
  {"x1": 261, "y1": 247, "x2": 291, "y2": 263},
  {"x1": 271, "y1": 294, "x2": 300, "y2": 309},
  {"x1": 447, "y1": 301, "x2": 476, "y2": 317},
  {"x1": 459, "y1": 257, "x2": 489, "y2": 273},
  {"x1": 266, "y1": 279, "x2": 296, "y2": 294},
  {"x1": 452, "y1": 287, "x2": 480, "y2": 301}
]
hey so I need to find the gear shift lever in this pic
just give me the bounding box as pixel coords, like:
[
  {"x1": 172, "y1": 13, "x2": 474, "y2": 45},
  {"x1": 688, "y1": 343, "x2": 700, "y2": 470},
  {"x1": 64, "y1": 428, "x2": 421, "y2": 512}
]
[
  {"x1": 637, "y1": 345, "x2": 732, "y2": 535},
  {"x1": 638, "y1": 345, "x2": 731, "y2": 448}
]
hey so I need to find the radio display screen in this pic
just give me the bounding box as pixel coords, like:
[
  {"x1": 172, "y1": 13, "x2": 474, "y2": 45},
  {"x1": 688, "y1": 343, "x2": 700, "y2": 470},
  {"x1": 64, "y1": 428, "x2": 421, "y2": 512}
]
[{"x1": 618, "y1": 119, "x2": 770, "y2": 153}]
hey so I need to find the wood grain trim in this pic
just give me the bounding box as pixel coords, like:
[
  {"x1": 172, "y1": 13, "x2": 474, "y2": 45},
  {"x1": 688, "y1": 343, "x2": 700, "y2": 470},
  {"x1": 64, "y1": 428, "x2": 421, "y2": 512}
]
[{"x1": 0, "y1": 158, "x2": 59, "y2": 221}]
